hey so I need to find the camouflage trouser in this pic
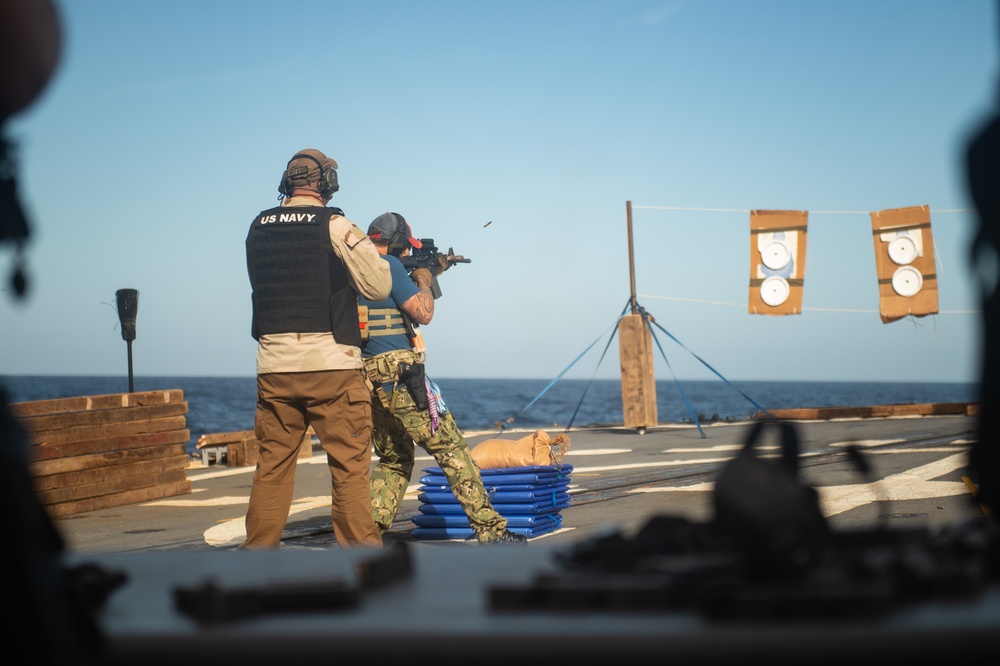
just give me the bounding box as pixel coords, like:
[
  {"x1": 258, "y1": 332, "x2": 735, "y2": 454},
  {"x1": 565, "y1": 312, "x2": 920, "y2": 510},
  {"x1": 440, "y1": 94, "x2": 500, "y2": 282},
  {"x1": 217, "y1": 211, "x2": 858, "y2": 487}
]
[{"x1": 364, "y1": 353, "x2": 508, "y2": 542}]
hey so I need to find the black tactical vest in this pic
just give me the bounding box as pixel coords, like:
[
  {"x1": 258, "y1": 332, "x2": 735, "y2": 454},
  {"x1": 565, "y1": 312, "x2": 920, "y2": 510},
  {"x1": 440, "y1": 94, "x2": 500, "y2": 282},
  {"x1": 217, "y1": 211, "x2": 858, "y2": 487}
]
[{"x1": 246, "y1": 205, "x2": 361, "y2": 347}]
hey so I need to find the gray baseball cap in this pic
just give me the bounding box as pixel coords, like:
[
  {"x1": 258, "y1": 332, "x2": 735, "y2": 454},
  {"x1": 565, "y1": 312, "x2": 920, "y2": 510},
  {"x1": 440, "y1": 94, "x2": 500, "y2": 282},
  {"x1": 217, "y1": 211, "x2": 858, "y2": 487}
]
[{"x1": 367, "y1": 212, "x2": 422, "y2": 250}]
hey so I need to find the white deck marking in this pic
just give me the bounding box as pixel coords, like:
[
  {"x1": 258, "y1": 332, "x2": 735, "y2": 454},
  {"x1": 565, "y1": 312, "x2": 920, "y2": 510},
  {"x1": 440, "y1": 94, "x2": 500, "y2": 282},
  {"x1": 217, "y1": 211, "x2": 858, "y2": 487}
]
[
  {"x1": 526, "y1": 527, "x2": 576, "y2": 540},
  {"x1": 573, "y1": 457, "x2": 729, "y2": 473},
  {"x1": 567, "y1": 448, "x2": 630, "y2": 456},
  {"x1": 629, "y1": 453, "x2": 971, "y2": 518},
  {"x1": 631, "y1": 481, "x2": 715, "y2": 494},
  {"x1": 666, "y1": 445, "x2": 779, "y2": 453},
  {"x1": 204, "y1": 494, "x2": 334, "y2": 547},
  {"x1": 830, "y1": 439, "x2": 905, "y2": 447},
  {"x1": 192, "y1": 438, "x2": 971, "y2": 546},
  {"x1": 187, "y1": 466, "x2": 255, "y2": 481},
  {"x1": 815, "y1": 453, "x2": 970, "y2": 516},
  {"x1": 144, "y1": 495, "x2": 246, "y2": 507}
]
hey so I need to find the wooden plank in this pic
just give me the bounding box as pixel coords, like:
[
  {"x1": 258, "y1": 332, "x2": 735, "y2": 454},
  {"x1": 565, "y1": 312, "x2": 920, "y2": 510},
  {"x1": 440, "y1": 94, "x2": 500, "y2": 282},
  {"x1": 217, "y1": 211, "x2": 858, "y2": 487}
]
[
  {"x1": 32, "y1": 455, "x2": 190, "y2": 492},
  {"x1": 28, "y1": 440, "x2": 187, "y2": 477},
  {"x1": 9, "y1": 389, "x2": 185, "y2": 417},
  {"x1": 27, "y1": 416, "x2": 188, "y2": 448},
  {"x1": 755, "y1": 406, "x2": 871, "y2": 420},
  {"x1": 921, "y1": 402, "x2": 978, "y2": 416},
  {"x1": 43, "y1": 480, "x2": 193, "y2": 518},
  {"x1": 19, "y1": 402, "x2": 189, "y2": 434},
  {"x1": 30, "y1": 442, "x2": 188, "y2": 477},
  {"x1": 197, "y1": 430, "x2": 255, "y2": 448},
  {"x1": 196, "y1": 427, "x2": 314, "y2": 449},
  {"x1": 752, "y1": 402, "x2": 977, "y2": 421},
  {"x1": 35, "y1": 467, "x2": 190, "y2": 505},
  {"x1": 29, "y1": 427, "x2": 190, "y2": 461}
]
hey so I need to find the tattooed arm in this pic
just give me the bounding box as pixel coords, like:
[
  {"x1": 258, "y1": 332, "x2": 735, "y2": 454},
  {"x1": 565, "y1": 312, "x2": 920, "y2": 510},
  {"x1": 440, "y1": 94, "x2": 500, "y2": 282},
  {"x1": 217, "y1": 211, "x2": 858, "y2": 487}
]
[{"x1": 400, "y1": 267, "x2": 435, "y2": 326}]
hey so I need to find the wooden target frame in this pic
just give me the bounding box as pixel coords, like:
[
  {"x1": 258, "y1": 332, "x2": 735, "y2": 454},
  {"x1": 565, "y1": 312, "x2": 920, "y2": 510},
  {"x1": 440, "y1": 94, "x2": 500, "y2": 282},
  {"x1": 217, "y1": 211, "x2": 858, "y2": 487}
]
[
  {"x1": 870, "y1": 205, "x2": 938, "y2": 324},
  {"x1": 748, "y1": 210, "x2": 808, "y2": 316}
]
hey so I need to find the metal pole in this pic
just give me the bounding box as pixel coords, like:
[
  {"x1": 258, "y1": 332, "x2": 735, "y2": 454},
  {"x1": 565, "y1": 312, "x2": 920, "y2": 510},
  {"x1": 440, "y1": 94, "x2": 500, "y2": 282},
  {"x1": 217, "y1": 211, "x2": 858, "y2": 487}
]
[
  {"x1": 126, "y1": 340, "x2": 134, "y2": 393},
  {"x1": 626, "y1": 200, "x2": 638, "y2": 315}
]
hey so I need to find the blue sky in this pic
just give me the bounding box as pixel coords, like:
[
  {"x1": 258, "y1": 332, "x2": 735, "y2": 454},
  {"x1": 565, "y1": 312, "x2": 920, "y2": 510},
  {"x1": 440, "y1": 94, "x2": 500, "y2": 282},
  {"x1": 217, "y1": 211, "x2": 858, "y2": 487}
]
[{"x1": 1, "y1": 0, "x2": 997, "y2": 383}]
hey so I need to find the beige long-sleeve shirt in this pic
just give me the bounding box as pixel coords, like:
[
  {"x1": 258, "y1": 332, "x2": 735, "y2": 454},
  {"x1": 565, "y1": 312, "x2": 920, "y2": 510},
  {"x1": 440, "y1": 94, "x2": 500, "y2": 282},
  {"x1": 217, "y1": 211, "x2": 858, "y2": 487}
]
[{"x1": 254, "y1": 195, "x2": 391, "y2": 374}]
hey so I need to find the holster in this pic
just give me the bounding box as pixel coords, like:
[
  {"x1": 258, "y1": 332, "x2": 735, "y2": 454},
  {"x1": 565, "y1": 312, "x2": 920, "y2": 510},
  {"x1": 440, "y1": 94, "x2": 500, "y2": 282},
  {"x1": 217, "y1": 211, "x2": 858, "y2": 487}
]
[{"x1": 397, "y1": 361, "x2": 429, "y2": 411}]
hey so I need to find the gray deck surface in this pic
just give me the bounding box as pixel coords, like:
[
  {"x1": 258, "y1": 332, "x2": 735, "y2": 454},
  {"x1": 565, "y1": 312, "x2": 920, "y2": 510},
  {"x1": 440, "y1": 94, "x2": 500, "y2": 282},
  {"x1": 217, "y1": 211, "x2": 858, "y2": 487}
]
[
  {"x1": 55, "y1": 414, "x2": 1000, "y2": 663},
  {"x1": 57, "y1": 414, "x2": 983, "y2": 553}
]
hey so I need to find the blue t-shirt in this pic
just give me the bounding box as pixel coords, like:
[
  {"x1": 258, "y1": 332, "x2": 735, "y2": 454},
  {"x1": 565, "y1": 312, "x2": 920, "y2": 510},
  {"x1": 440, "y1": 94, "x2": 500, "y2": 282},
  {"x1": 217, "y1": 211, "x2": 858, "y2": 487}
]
[{"x1": 359, "y1": 254, "x2": 420, "y2": 357}]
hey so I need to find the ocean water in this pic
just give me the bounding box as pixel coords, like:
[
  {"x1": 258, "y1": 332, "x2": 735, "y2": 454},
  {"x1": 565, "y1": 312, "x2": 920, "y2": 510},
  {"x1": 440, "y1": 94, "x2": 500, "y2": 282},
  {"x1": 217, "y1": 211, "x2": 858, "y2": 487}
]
[{"x1": 1, "y1": 375, "x2": 978, "y2": 456}]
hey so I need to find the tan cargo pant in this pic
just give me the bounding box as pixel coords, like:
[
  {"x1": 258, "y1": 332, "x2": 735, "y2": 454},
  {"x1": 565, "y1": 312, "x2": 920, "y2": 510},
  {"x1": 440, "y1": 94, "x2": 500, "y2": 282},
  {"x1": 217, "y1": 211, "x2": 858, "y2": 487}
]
[{"x1": 242, "y1": 369, "x2": 382, "y2": 550}]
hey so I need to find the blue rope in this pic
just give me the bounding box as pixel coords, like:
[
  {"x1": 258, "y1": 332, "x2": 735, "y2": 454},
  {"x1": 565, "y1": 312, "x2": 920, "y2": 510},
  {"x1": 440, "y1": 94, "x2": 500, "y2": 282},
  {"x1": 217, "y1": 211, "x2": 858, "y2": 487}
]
[
  {"x1": 639, "y1": 307, "x2": 706, "y2": 438},
  {"x1": 644, "y1": 309, "x2": 775, "y2": 421},
  {"x1": 564, "y1": 316, "x2": 623, "y2": 431},
  {"x1": 498, "y1": 297, "x2": 775, "y2": 436},
  {"x1": 496, "y1": 314, "x2": 626, "y2": 434}
]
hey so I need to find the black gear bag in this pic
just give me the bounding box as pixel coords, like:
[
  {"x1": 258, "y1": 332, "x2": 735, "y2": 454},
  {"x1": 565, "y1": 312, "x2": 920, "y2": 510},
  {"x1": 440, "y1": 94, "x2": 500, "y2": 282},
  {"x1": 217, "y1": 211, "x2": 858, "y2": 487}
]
[{"x1": 712, "y1": 419, "x2": 829, "y2": 577}]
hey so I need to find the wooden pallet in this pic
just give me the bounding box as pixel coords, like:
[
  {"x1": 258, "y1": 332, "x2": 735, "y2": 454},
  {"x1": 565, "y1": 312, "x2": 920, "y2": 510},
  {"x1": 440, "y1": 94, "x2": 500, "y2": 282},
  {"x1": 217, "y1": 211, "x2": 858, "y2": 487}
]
[
  {"x1": 196, "y1": 430, "x2": 258, "y2": 467},
  {"x1": 10, "y1": 389, "x2": 192, "y2": 517},
  {"x1": 195, "y1": 427, "x2": 314, "y2": 467}
]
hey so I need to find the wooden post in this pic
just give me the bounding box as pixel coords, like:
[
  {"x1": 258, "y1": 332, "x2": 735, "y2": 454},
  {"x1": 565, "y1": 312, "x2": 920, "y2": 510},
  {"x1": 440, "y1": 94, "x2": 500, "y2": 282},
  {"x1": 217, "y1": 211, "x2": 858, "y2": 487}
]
[
  {"x1": 619, "y1": 314, "x2": 657, "y2": 431},
  {"x1": 620, "y1": 201, "x2": 657, "y2": 432}
]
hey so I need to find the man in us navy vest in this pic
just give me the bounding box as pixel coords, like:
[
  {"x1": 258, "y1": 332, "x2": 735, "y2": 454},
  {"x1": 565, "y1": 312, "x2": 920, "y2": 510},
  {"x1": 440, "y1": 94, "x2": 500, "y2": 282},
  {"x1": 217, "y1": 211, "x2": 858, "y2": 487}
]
[{"x1": 243, "y1": 148, "x2": 391, "y2": 549}]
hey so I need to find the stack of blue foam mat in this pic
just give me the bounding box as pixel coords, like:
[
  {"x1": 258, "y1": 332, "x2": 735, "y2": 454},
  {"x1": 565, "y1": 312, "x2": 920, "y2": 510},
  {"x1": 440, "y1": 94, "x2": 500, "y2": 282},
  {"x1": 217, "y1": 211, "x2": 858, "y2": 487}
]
[{"x1": 411, "y1": 464, "x2": 573, "y2": 540}]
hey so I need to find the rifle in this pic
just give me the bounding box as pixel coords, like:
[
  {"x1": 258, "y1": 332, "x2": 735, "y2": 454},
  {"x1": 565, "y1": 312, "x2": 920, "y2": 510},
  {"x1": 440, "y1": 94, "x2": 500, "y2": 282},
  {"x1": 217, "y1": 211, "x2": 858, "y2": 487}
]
[{"x1": 399, "y1": 238, "x2": 471, "y2": 299}]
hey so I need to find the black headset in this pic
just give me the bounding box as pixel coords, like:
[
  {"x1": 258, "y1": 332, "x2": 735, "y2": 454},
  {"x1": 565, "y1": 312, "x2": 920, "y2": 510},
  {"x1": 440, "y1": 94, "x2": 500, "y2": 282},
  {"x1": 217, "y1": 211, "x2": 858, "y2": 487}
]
[
  {"x1": 278, "y1": 153, "x2": 339, "y2": 198},
  {"x1": 378, "y1": 212, "x2": 412, "y2": 256}
]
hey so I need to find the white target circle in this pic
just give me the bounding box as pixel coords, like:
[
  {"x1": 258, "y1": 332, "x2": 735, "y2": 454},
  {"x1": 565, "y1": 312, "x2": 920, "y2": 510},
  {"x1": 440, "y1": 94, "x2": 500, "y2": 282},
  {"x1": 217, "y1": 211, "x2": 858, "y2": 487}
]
[
  {"x1": 760, "y1": 276, "x2": 790, "y2": 306},
  {"x1": 891, "y1": 266, "x2": 923, "y2": 297},
  {"x1": 761, "y1": 241, "x2": 791, "y2": 270},
  {"x1": 888, "y1": 236, "x2": 918, "y2": 265}
]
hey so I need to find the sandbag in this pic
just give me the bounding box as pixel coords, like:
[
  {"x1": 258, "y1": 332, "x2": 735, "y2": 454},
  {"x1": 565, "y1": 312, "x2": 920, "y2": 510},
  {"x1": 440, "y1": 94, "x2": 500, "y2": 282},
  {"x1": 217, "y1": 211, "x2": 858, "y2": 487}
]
[{"x1": 470, "y1": 429, "x2": 570, "y2": 469}]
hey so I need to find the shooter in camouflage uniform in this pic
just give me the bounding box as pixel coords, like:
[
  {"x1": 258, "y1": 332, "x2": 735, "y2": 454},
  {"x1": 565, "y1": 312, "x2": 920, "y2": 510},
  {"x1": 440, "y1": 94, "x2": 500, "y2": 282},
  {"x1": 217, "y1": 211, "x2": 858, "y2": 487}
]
[{"x1": 358, "y1": 212, "x2": 526, "y2": 545}]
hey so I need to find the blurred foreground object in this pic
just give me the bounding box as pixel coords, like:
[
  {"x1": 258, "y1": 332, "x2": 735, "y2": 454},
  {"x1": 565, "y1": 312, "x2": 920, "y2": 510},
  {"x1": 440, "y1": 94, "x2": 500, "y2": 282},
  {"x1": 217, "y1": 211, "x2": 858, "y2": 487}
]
[
  {"x1": 0, "y1": 0, "x2": 62, "y2": 119},
  {"x1": 0, "y1": 0, "x2": 62, "y2": 301},
  {"x1": 0, "y1": 4, "x2": 115, "y2": 663},
  {"x1": 967, "y1": 88, "x2": 1000, "y2": 519},
  {"x1": 966, "y1": 4, "x2": 1000, "y2": 521}
]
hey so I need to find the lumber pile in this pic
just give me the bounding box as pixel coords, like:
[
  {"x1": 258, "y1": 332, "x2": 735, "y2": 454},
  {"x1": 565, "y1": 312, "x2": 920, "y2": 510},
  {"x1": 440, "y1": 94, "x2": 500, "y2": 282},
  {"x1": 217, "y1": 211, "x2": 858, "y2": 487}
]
[{"x1": 10, "y1": 389, "x2": 192, "y2": 518}]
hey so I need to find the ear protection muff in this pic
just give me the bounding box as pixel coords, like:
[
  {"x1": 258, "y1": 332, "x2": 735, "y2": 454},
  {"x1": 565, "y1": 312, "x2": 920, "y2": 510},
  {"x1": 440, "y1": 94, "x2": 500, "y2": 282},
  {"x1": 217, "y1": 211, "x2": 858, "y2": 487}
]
[
  {"x1": 386, "y1": 213, "x2": 410, "y2": 256},
  {"x1": 278, "y1": 153, "x2": 340, "y2": 198}
]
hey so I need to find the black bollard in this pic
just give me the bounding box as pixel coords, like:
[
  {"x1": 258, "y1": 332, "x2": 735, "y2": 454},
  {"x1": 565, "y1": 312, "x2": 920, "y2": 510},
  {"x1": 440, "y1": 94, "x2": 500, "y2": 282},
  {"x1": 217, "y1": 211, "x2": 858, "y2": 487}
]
[{"x1": 115, "y1": 289, "x2": 138, "y2": 393}]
